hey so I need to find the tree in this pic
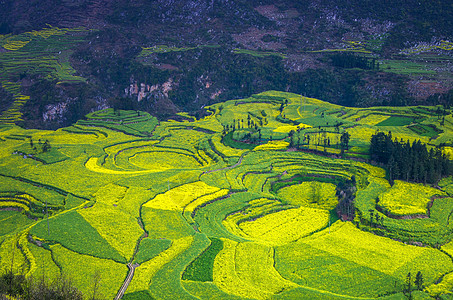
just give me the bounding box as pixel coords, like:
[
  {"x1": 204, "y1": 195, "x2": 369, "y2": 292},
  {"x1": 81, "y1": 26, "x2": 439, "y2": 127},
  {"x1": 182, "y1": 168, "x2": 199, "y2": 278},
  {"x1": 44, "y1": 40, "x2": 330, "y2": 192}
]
[
  {"x1": 91, "y1": 270, "x2": 101, "y2": 300},
  {"x1": 311, "y1": 182, "x2": 321, "y2": 203},
  {"x1": 340, "y1": 131, "x2": 350, "y2": 154},
  {"x1": 414, "y1": 271, "x2": 423, "y2": 290},
  {"x1": 405, "y1": 272, "x2": 412, "y2": 299},
  {"x1": 42, "y1": 140, "x2": 51, "y2": 153}
]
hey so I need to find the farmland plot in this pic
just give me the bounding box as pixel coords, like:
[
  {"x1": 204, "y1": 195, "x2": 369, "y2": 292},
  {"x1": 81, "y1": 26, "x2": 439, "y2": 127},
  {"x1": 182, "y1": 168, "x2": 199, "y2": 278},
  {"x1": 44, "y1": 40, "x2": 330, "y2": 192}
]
[{"x1": 1, "y1": 91, "x2": 453, "y2": 299}]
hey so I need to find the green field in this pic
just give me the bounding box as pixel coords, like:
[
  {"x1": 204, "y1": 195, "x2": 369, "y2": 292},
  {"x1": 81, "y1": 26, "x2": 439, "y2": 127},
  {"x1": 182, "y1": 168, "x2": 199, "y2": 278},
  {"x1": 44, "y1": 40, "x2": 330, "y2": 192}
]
[{"x1": 1, "y1": 91, "x2": 453, "y2": 299}]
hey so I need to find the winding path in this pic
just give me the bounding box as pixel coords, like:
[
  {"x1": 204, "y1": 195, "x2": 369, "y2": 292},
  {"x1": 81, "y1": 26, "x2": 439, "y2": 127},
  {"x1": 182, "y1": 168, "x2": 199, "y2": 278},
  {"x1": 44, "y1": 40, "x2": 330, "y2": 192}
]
[
  {"x1": 202, "y1": 152, "x2": 247, "y2": 174},
  {"x1": 114, "y1": 262, "x2": 140, "y2": 300}
]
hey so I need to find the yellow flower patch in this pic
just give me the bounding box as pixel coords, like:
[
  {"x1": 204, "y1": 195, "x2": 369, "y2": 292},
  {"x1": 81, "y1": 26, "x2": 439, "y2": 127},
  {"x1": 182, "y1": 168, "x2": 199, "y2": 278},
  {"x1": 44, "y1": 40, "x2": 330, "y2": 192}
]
[
  {"x1": 0, "y1": 235, "x2": 27, "y2": 274},
  {"x1": 93, "y1": 183, "x2": 127, "y2": 206},
  {"x1": 355, "y1": 114, "x2": 390, "y2": 126},
  {"x1": 129, "y1": 151, "x2": 200, "y2": 170},
  {"x1": 3, "y1": 39, "x2": 30, "y2": 50},
  {"x1": 85, "y1": 157, "x2": 165, "y2": 174},
  {"x1": 213, "y1": 239, "x2": 297, "y2": 299},
  {"x1": 378, "y1": 180, "x2": 444, "y2": 216},
  {"x1": 0, "y1": 200, "x2": 30, "y2": 211},
  {"x1": 254, "y1": 140, "x2": 289, "y2": 151},
  {"x1": 78, "y1": 202, "x2": 143, "y2": 260},
  {"x1": 211, "y1": 134, "x2": 246, "y2": 157},
  {"x1": 273, "y1": 124, "x2": 312, "y2": 133},
  {"x1": 427, "y1": 272, "x2": 453, "y2": 298},
  {"x1": 51, "y1": 244, "x2": 128, "y2": 300},
  {"x1": 128, "y1": 236, "x2": 193, "y2": 293},
  {"x1": 143, "y1": 181, "x2": 221, "y2": 211},
  {"x1": 441, "y1": 239, "x2": 453, "y2": 257},
  {"x1": 28, "y1": 243, "x2": 61, "y2": 281},
  {"x1": 443, "y1": 146, "x2": 453, "y2": 160},
  {"x1": 235, "y1": 207, "x2": 329, "y2": 245},
  {"x1": 301, "y1": 222, "x2": 436, "y2": 275},
  {"x1": 277, "y1": 181, "x2": 337, "y2": 210}
]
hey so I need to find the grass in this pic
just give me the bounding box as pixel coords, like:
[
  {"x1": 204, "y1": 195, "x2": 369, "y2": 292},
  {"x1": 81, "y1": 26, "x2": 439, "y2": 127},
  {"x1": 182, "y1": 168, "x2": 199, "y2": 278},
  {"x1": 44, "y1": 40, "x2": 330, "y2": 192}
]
[
  {"x1": 376, "y1": 115, "x2": 415, "y2": 126},
  {"x1": 182, "y1": 237, "x2": 223, "y2": 282},
  {"x1": 51, "y1": 244, "x2": 128, "y2": 300},
  {"x1": 232, "y1": 48, "x2": 286, "y2": 58},
  {"x1": 407, "y1": 124, "x2": 442, "y2": 138},
  {"x1": 380, "y1": 59, "x2": 436, "y2": 75},
  {"x1": 30, "y1": 210, "x2": 126, "y2": 262},
  {"x1": 221, "y1": 132, "x2": 255, "y2": 150},
  {"x1": 134, "y1": 238, "x2": 172, "y2": 265}
]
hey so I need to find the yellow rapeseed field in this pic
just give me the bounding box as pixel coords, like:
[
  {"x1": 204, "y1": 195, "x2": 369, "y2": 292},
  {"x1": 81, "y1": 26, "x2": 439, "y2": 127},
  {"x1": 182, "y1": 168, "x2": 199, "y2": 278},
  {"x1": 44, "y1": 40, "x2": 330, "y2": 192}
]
[
  {"x1": 128, "y1": 236, "x2": 193, "y2": 293},
  {"x1": 237, "y1": 207, "x2": 329, "y2": 245},
  {"x1": 378, "y1": 180, "x2": 443, "y2": 216},
  {"x1": 254, "y1": 140, "x2": 289, "y2": 151},
  {"x1": 301, "y1": 222, "x2": 449, "y2": 276},
  {"x1": 51, "y1": 244, "x2": 128, "y2": 300},
  {"x1": 143, "y1": 181, "x2": 221, "y2": 211},
  {"x1": 78, "y1": 202, "x2": 143, "y2": 260},
  {"x1": 213, "y1": 239, "x2": 297, "y2": 299},
  {"x1": 273, "y1": 124, "x2": 312, "y2": 133},
  {"x1": 277, "y1": 181, "x2": 337, "y2": 209}
]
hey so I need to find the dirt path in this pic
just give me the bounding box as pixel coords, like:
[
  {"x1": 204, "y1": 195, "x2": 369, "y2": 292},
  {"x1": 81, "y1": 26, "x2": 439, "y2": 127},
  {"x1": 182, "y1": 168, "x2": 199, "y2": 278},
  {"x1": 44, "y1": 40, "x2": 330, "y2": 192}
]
[
  {"x1": 114, "y1": 262, "x2": 140, "y2": 300},
  {"x1": 202, "y1": 152, "x2": 247, "y2": 174}
]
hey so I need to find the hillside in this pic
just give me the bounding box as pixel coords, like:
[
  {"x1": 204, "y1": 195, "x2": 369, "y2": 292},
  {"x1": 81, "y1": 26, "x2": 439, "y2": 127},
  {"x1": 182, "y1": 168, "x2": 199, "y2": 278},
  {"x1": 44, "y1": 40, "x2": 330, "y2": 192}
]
[
  {"x1": 0, "y1": 0, "x2": 452, "y2": 129},
  {"x1": 1, "y1": 91, "x2": 453, "y2": 299}
]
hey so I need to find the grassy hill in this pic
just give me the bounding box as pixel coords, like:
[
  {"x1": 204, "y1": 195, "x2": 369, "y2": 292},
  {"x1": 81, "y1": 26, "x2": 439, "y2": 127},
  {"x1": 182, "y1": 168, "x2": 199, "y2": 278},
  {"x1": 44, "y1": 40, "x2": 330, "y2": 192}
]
[{"x1": 1, "y1": 91, "x2": 453, "y2": 299}]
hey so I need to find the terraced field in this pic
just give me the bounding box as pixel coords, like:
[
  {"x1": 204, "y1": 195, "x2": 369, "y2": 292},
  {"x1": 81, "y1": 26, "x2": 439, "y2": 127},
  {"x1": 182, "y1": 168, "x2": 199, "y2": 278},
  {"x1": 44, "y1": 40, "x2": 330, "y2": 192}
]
[
  {"x1": 0, "y1": 26, "x2": 88, "y2": 124},
  {"x1": 1, "y1": 91, "x2": 453, "y2": 299}
]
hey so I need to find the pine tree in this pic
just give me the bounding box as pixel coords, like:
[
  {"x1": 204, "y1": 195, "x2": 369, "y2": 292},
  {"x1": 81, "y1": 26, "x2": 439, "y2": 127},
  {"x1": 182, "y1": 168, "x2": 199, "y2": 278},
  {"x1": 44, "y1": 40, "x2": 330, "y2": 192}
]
[
  {"x1": 405, "y1": 272, "x2": 412, "y2": 299},
  {"x1": 414, "y1": 271, "x2": 423, "y2": 290}
]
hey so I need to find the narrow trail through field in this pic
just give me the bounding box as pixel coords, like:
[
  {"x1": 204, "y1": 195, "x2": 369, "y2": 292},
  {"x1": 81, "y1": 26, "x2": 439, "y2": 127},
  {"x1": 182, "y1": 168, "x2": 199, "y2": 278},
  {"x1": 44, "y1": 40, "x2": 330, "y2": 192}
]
[
  {"x1": 202, "y1": 152, "x2": 247, "y2": 174},
  {"x1": 114, "y1": 262, "x2": 140, "y2": 300}
]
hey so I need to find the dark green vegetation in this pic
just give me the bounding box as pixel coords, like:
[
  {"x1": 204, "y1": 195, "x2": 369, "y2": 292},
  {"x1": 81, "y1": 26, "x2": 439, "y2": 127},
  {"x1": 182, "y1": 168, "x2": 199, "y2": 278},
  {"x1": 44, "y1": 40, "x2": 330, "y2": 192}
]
[
  {"x1": 133, "y1": 238, "x2": 171, "y2": 265},
  {"x1": 122, "y1": 290, "x2": 155, "y2": 300},
  {"x1": 78, "y1": 108, "x2": 158, "y2": 137},
  {"x1": 30, "y1": 211, "x2": 126, "y2": 262},
  {"x1": 182, "y1": 238, "x2": 223, "y2": 282},
  {"x1": 376, "y1": 116, "x2": 414, "y2": 126},
  {"x1": 0, "y1": 0, "x2": 452, "y2": 129},
  {"x1": 0, "y1": 271, "x2": 84, "y2": 300},
  {"x1": 370, "y1": 131, "x2": 451, "y2": 184}
]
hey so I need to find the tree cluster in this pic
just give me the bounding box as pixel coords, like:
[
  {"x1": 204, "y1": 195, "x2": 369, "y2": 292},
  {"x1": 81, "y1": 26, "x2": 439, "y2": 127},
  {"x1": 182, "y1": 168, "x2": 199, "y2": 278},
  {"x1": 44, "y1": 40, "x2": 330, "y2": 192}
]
[
  {"x1": 330, "y1": 53, "x2": 379, "y2": 70},
  {"x1": 404, "y1": 271, "x2": 424, "y2": 299},
  {"x1": 369, "y1": 131, "x2": 451, "y2": 184},
  {"x1": 0, "y1": 270, "x2": 84, "y2": 300},
  {"x1": 29, "y1": 138, "x2": 51, "y2": 153},
  {"x1": 336, "y1": 175, "x2": 357, "y2": 221}
]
